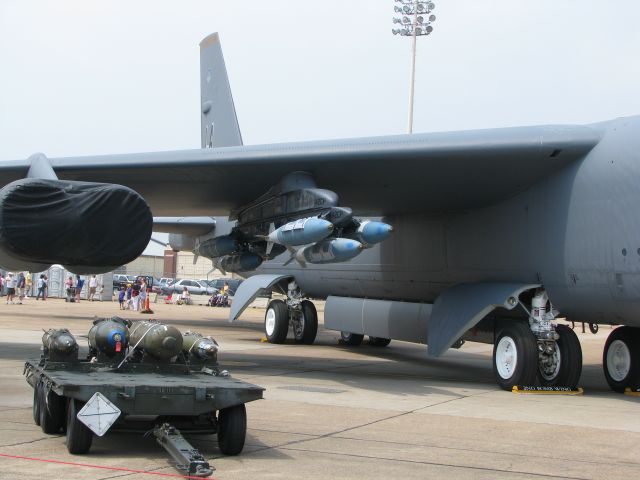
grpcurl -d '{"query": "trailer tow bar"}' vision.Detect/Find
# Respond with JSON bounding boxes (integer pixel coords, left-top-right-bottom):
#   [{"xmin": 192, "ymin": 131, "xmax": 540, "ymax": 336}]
[{"xmin": 153, "ymin": 423, "xmax": 214, "ymax": 478}]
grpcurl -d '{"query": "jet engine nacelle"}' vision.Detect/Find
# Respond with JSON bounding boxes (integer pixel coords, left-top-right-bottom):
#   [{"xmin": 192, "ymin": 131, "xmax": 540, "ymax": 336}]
[
  {"xmin": 168, "ymin": 233, "xmax": 196, "ymax": 252},
  {"xmin": 0, "ymin": 178, "xmax": 152, "ymax": 273}
]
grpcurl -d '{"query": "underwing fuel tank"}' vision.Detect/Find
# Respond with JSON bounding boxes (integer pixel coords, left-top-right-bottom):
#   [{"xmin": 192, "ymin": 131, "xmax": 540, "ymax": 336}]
[
  {"xmin": 197, "ymin": 234, "xmax": 239, "ymax": 258},
  {"xmin": 296, "ymin": 238, "xmax": 364, "ymax": 264},
  {"xmin": 265, "ymin": 217, "xmax": 334, "ymax": 246},
  {"xmin": 129, "ymin": 321, "xmax": 184, "ymax": 360}
]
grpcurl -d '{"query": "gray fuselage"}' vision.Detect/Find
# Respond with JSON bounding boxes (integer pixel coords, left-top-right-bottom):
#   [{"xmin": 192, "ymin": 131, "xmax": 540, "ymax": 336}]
[{"xmin": 254, "ymin": 116, "xmax": 640, "ymax": 327}]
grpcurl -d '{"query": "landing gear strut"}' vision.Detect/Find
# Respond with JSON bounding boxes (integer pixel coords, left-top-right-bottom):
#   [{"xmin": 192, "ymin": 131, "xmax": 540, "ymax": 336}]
[
  {"xmin": 264, "ymin": 281, "xmax": 318, "ymax": 345},
  {"xmin": 493, "ymin": 289, "xmax": 583, "ymax": 391}
]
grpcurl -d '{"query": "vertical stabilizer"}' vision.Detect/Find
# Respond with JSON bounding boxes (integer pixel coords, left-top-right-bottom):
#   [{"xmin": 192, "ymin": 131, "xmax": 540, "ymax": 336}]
[{"xmin": 200, "ymin": 33, "xmax": 243, "ymax": 148}]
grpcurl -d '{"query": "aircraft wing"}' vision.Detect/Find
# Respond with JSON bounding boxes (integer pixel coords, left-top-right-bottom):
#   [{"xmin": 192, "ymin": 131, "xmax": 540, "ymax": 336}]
[{"xmin": 0, "ymin": 123, "xmax": 602, "ymax": 216}]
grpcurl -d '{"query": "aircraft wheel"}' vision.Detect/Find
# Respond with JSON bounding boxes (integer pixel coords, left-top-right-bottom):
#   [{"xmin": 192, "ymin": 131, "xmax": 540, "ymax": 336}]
[
  {"xmin": 589, "ymin": 323, "xmax": 599, "ymax": 334},
  {"xmin": 538, "ymin": 324, "xmax": 582, "ymax": 388},
  {"xmin": 340, "ymin": 331, "xmax": 364, "ymax": 346},
  {"xmin": 493, "ymin": 322, "xmax": 538, "ymax": 391},
  {"xmin": 369, "ymin": 337, "xmax": 391, "ymax": 347},
  {"xmin": 66, "ymin": 398, "xmax": 93, "ymax": 454},
  {"xmin": 603, "ymin": 326, "xmax": 640, "ymax": 393},
  {"xmin": 264, "ymin": 300, "xmax": 289, "ymax": 344},
  {"xmin": 217, "ymin": 404, "xmax": 246, "ymax": 456},
  {"xmin": 32, "ymin": 380, "xmax": 41, "ymax": 426},
  {"xmin": 39, "ymin": 387, "xmax": 66, "ymax": 434},
  {"xmin": 293, "ymin": 300, "xmax": 318, "ymax": 345}
]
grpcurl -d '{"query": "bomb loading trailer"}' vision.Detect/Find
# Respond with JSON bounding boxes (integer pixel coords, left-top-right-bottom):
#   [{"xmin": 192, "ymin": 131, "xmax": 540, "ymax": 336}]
[{"xmin": 25, "ymin": 319, "xmax": 264, "ymax": 478}]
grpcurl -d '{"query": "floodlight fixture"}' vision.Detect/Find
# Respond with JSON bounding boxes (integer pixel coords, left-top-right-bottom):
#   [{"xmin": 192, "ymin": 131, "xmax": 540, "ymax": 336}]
[{"xmin": 391, "ymin": 1, "xmax": 437, "ymax": 134}]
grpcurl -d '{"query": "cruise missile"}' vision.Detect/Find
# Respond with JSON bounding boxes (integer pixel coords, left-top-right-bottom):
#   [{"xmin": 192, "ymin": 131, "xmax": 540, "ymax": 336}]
[
  {"xmin": 352, "ymin": 220, "xmax": 394, "ymax": 246},
  {"xmin": 197, "ymin": 234, "xmax": 238, "ymax": 258},
  {"xmin": 219, "ymin": 252, "xmax": 263, "ymax": 273},
  {"xmin": 264, "ymin": 217, "xmax": 334, "ymax": 253},
  {"xmin": 292, "ymin": 238, "xmax": 364, "ymax": 265}
]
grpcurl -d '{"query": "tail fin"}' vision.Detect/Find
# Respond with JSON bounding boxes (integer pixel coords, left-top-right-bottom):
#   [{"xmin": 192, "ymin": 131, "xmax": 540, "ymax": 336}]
[{"xmin": 199, "ymin": 33, "xmax": 243, "ymax": 148}]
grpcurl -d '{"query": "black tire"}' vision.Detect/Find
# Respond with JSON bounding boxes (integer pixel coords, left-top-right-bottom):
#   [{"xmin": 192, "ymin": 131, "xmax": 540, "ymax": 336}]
[
  {"xmin": 603, "ymin": 326, "xmax": 640, "ymax": 393},
  {"xmin": 369, "ymin": 337, "xmax": 391, "ymax": 347},
  {"xmin": 39, "ymin": 387, "xmax": 66, "ymax": 434},
  {"xmin": 538, "ymin": 324, "xmax": 582, "ymax": 388},
  {"xmin": 293, "ymin": 300, "xmax": 318, "ymax": 345},
  {"xmin": 589, "ymin": 323, "xmax": 599, "ymax": 334},
  {"xmin": 340, "ymin": 331, "xmax": 364, "ymax": 346},
  {"xmin": 217, "ymin": 404, "xmax": 247, "ymax": 456},
  {"xmin": 493, "ymin": 322, "xmax": 538, "ymax": 391},
  {"xmin": 32, "ymin": 381, "xmax": 41, "ymax": 426},
  {"xmin": 264, "ymin": 300, "xmax": 289, "ymax": 344},
  {"xmin": 66, "ymin": 398, "xmax": 93, "ymax": 454}
]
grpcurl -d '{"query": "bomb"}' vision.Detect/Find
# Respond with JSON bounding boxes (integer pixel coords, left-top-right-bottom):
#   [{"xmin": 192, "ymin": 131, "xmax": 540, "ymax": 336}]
[
  {"xmin": 88, "ymin": 317, "xmax": 129, "ymax": 357},
  {"xmin": 42, "ymin": 328, "xmax": 78, "ymax": 361},
  {"xmin": 182, "ymin": 332, "xmax": 219, "ymax": 361},
  {"xmin": 129, "ymin": 321, "xmax": 183, "ymax": 360}
]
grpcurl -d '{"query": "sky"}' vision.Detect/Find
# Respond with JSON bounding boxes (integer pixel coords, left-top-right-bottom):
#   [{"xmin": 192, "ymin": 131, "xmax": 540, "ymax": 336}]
[{"xmin": 1, "ymin": 0, "xmax": 640, "ymax": 160}]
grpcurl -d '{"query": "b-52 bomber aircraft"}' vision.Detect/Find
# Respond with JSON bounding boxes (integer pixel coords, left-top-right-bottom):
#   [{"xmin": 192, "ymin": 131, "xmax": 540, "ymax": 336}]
[{"xmin": 1, "ymin": 33, "xmax": 639, "ymax": 393}]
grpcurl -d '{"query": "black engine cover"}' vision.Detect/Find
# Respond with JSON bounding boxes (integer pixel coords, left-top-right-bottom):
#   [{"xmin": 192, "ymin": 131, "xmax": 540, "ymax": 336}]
[{"xmin": 0, "ymin": 178, "xmax": 152, "ymax": 273}]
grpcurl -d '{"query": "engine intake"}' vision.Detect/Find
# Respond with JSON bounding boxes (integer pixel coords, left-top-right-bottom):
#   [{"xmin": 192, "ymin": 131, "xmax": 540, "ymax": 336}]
[{"xmin": 0, "ymin": 178, "xmax": 152, "ymax": 273}]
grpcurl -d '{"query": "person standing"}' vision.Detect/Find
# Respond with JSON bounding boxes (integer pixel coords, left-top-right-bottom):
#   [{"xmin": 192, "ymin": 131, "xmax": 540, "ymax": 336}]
[
  {"xmin": 5, "ymin": 273, "xmax": 16, "ymax": 304},
  {"xmin": 65, "ymin": 276, "xmax": 74, "ymax": 302},
  {"xmin": 88, "ymin": 275, "xmax": 98, "ymax": 301},
  {"xmin": 16, "ymin": 272, "xmax": 25, "ymax": 304},
  {"xmin": 139, "ymin": 278, "xmax": 148, "ymax": 311},
  {"xmin": 36, "ymin": 275, "xmax": 46, "ymax": 300},
  {"xmin": 75, "ymin": 275, "xmax": 84, "ymax": 302}
]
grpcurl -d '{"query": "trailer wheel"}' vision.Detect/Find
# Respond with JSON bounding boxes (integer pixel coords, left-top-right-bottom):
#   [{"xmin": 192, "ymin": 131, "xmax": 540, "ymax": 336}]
[
  {"xmin": 39, "ymin": 387, "xmax": 65, "ymax": 434},
  {"xmin": 66, "ymin": 398, "xmax": 93, "ymax": 454},
  {"xmin": 32, "ymin": 381, "xmax": 41, "ymax": 426},
  {"xmin": 217, "ymin": 404, "xmax": 247, "ymax": 456},
  {"xmin": 293, "ymin": 300, "xmax": 318, "ymax": 345},
  {"xmin": 265, "ymin": 300, "xmax": 289, "ymax": 344}
]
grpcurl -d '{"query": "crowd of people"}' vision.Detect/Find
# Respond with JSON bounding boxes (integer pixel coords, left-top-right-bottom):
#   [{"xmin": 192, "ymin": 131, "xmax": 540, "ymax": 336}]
[
  {"xmin": 117, "ymin": 277, "xmax": 150, "ymax": 311},
  {"xmin": 0, "ymin": 272, "xmax": 105, "ymax": 305},
  {"xmin": 1, "ymin": 271, "xmax": 232, "ymax": 310}
]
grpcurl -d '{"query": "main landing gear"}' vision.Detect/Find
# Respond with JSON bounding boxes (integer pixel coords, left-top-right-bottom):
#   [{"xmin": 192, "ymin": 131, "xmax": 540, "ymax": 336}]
[
  {"xmin": 602, "ymin": 326, "xmax": 640, "ymax": 392},
  {"xmin": 493, "ymin": 289, "xmax": 583, "ymax": 391},
  {"xmin": 264, "ymin": 281, "xmax": 318, "ymax": 345}
]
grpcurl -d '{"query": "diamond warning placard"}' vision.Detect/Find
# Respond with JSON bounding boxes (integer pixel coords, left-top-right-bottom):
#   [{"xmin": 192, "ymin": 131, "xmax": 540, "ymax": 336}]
[{"xmin": 77, "ymin": 392, "xmax": 121, "ymax": 436}]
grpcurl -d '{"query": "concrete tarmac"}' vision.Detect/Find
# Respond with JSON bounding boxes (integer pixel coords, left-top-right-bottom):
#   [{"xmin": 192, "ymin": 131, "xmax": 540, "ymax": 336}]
[{"xmin": 0, "ymin": 297, "xmax": 638, "ymax": 479}]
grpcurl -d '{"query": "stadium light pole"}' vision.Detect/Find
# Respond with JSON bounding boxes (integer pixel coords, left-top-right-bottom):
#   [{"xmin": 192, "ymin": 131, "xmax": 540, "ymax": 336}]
[{"xmin": 392, "ymin": 1, "xmax": 436, "ymax": 134}]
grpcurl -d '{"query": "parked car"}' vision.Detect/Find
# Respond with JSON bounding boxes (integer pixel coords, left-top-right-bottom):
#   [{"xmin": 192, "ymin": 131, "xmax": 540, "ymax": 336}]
[
  {"xmin": 159, "ymin": 277, "xmax": 175, "ymax": 287},
  {"xmin": 162, "ymin": 279, "xmax": 212, "ymax": 296},
  {"xmin": 112, "ymin": 274, "xmax": 133, "ymax": 293},
  {"xmin": 200, "ymin": 278, "xmax": 243, "ymax": 296}
]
